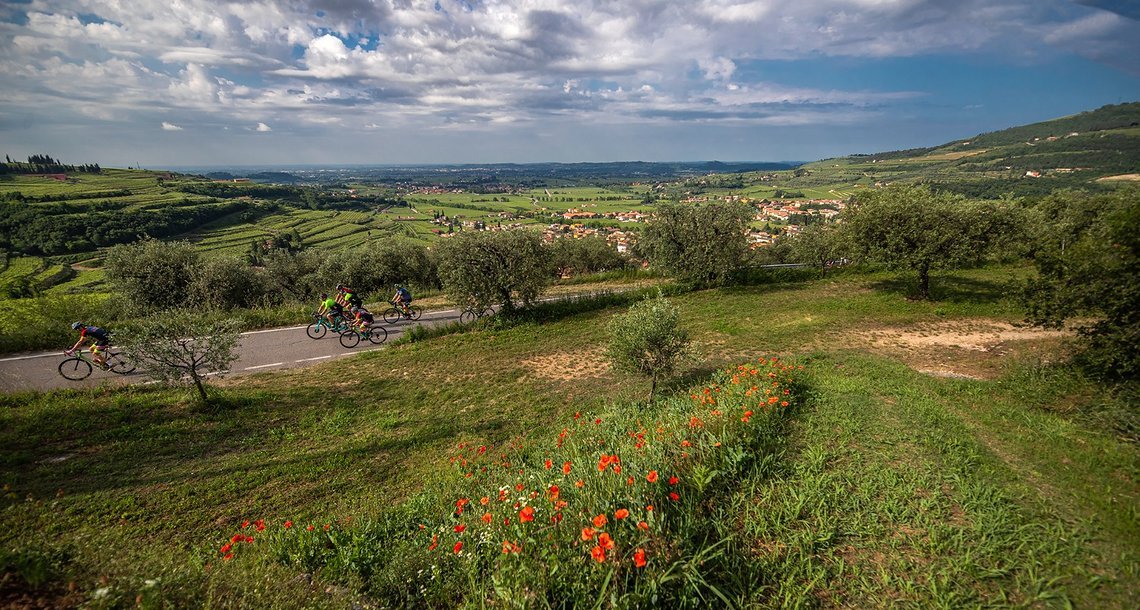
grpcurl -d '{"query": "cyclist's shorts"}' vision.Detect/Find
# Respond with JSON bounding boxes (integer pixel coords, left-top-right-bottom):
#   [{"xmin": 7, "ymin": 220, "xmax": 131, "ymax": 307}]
[
  {"xmin": 329, "ymin": 303, "xmax": 344, "ymax": 313},
  {"xmin": 92, "ymin": 342, "xmax": 109, "ymax": 351}
]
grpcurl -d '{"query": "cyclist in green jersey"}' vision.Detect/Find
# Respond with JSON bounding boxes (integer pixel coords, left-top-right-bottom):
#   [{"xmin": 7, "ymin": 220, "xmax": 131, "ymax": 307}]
[{"xmin": 317, "ymin": 292, "xmax": 343, "ymax": 327}]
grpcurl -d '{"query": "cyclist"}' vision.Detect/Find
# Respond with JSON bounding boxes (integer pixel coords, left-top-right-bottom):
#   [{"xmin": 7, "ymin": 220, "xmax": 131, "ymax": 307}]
[
  {"xmin": 317, "ymin": 292, "xmax": 344, "ymax": 327},
  {"xmin": 67, "ymin": 322, "xmax": 111, "ymax": 369},
  {"xmin": 335, "ymin": 283, "xmax": 363, "ymax": 309},
  {"xmin": 350, "ymin": 306, "xmax": 374, "ymax": 332},
  {"xmin": 391, "ymin": 284, "xmax": 413, "ymax": 318}
]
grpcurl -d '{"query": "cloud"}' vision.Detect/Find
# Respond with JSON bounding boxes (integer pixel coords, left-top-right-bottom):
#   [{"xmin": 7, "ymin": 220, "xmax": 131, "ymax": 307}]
[
  {"xmin": 255, "ymin": 122, "xmax": 272, "ymax": 132},
  {"xmin": 161, "ymin": 122, "xmax": 183, "ymax": 131}
]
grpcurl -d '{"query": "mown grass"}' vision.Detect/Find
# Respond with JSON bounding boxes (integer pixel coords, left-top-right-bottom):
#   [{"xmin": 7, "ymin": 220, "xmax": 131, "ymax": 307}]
[{"xmin": 1, "ymin": 266, "xmax": 1136, "ymax": 607}]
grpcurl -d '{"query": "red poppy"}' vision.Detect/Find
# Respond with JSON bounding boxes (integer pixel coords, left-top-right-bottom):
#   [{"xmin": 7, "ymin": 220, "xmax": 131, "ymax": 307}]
[
  {"xmin": 598, "ymin": 532, "xmax": 614, "ymax": 551},
  {"xmin": 223, "ymin": 552, "xmax": 234, "ymax": 561},
  {"xmin": 614, "ymin": 508, "xmax": 630, "ymax": 520},
  {"xmin": 515, "ymin": 483, "xmax": 525, "ymax": 491},
  {"xmin": 669, "ymin": 492, "xmax": 680, "ymax": 502},
  {"xmin": 519, "ymin": 506, "xmax": 535, "ymax": 522},
  {"xmin": 593, "ymin": 514, "xmax": 607, "ymax": 528},
  {"xmin": 633, "ymin": 548, "xmax": 647, "ymax": 568},
  {"xmin": 220, "ymin": 543, "xmax": 232, "ymax": 554},
  {"xmin": 428, "ymin": 534, "xmax": 438, "ymax": 551},
  {"xmin": 647, "ymin": 470, "xmax": 659, "ymax": 483},
  {"xmin": 480, "ymin": 496, "xmax": 490, "ymax": 505},
  {"xmin": 453, "ymin": 541, "xmax": 463, "ymax": 554},
  {"xmin": 575, "ymin": 480, "xmax": 585, "ymax": 488},
  {"xmin": 544, "ymin": 459, "xmax": 553, "ymax": 469},
  {"xmin": 591, "ymin": 545, "xmax": 606, "ymax": 562},
  {"xmin": 548, "ymin": 485, "xmax": 560, "ymax": 499},
  {"xmin": 241, "ymin": 520, "xmax": 250, "ymax": 529},
  {"xmin": 306, "ymin": 525, "xmax": 315, "ymax": 531},
  {"xmin": 502, "ymin": 540, "xmax": 521, "ymax": 554},
  {"xmin": 454, "ymin": 524, "xmax": 466, "ymax": 533},
  {"xmin": 254, "ymin": 519, "xmax": 265, "ymax": 532},
  {"xmin": 637, "ymin": 521, "xmax": 649, "ymax": 531},
  {"xmin": 283, "ymin": 520, "xmax": 293, "ymax": 529},
  {"xmin": 581, "ymin": 527, "xmax": 596, "ymax": 541},
  {"xmin": 562, "ymin": 461, "xmax": 572, "ymax": 474},
  {"xmin": 669, "ymin": 475, "xmax": 679, "ymax": 485},
  {"xmin": 482, "ymin": 512, "xmax": 493, "ymax": 524},
  {"xmin": 245, "ymin": 536, "xmax": 253, "ymax": 543}
]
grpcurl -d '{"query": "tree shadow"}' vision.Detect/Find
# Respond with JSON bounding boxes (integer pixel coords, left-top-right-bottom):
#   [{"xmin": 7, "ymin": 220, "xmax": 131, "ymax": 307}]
[{"xmin": 868, "ymin": 272, "xmax": 1014, "ymax": 304}]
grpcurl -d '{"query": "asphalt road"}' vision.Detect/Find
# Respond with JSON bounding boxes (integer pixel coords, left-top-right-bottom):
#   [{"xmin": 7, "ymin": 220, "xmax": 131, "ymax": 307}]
[{"xmin": 0, "ymin": 307, "xmax": 468, "ymax": 393}]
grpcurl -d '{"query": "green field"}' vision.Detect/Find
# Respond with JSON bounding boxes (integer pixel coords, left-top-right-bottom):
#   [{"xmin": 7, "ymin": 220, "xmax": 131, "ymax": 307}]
[{"xmin": 1, "ymin": 266, "xmax": 1136, "ymax": 607}]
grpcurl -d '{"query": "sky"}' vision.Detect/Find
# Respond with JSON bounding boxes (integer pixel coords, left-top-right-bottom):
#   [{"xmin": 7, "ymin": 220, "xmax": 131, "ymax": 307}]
[{"xmin": 1, "ymin": 0, "xmax": 1139, "ymax": 168}]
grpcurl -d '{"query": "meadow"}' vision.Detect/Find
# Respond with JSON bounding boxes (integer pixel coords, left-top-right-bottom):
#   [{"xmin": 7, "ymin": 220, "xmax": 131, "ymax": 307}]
[{"xmin": 2, "ymin": 266, "xmax": 1135, "ymax": 608}]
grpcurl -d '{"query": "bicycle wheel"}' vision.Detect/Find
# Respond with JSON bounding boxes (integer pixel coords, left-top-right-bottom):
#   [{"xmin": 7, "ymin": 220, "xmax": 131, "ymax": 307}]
[
  {"xmin": 366, "ymin": 326, "xmax": 388, "ymax": 344},
  {"xmin": 382, "ymin": 307, "xmax": 403, "ymax": 325},
  {"xmin": 58, "ymin": 357, "xmax": 92, "ymax": 381},
  {"xmin": 306, "ymin": 321, "xmax": 327, "ymax": 339},
  {"xmin": 339, "ymin": 330, "xmax": 361, "ymax": 348},
  {"xmin": 109, "ymin": 353, "xmax": 136, "ymax": 374},
  {"xmin": 460, "ymin": 309, "xmax": 475, "ymax": 323},
  {"xmin": 410, "ymin": 305, "xmax": 423, "ymax": 321}
]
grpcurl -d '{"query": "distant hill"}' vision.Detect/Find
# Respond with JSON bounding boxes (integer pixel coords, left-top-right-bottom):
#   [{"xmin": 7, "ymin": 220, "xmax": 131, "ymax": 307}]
[{"xmin": 797, "ymin": 102, "xmax": 1140, "ymax": 198}]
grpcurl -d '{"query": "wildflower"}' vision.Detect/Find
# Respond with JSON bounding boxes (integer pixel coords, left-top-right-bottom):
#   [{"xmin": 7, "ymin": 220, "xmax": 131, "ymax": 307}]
[
  {"xmin": 515, "ymin": 483, "xmax": 525, "ymax": 491},
  {"xmin": 646, "ymin": 505, "xmax": 654, "ymax": 512},
  {"xmin": 477, "ymin": 445, "xmax": 487, "ymax": 454},
  {"xmin": 482, "ymin": 513, "xmax": 493, "ymax": 524},
  {"xmin": 544, "ymin": 459, "xmax": 553, "ymax": 470},
  {"xmin": 306, "ymin": 525, "xmax": 315, "ymax": 532},
  {"xmin": 219, "ymin": 543, "xmax": 232, "ymax": 554},
  {"xmin": 669, "ymin": 475, "xmax": 679, "ymax": 485},
  {"xmin": 548, "ymin": 485, "xmax": 560, "ymax": 499},
  {"xmin": 519, "ymin": 506, "xmax": 536, "ymax": 523},
  {"xmin": 669, "ymin": 492, "xmax": 680, "ymax": 502},
  {"xmin": 593, "ymin": 514, "xmax": 608, "ymax": 528},
  {"xmin": 581, "ymin": 527, "xmax": 596, "ymax": 541},
  {"xmin": 613, "ymin": 464, "xmax": 622, "ymax": 474},
  {"xmin": 637, "ymin": 521, "xmax": 649, "ymax": 531},
  {"xmin": 781, "ymin": 401, "xmax": 789, "ymax": 407},
  {"xmin": 595, "ymin": 418, "xmax": 602, "ymax": 425},
  {"xmin": 241, "ymin": 520, "xmax": 250, "ymax": 529},
  {"xmin": 591, "ymin": 545, "xmax": 606, "ymax": 563},
  {"xmin": 689, "ymin": 416, "xmax": 703, "ymax": 428},
  {"xmin": 614, "ymin": 508, "xmax": 629, "ymax": 520},
  {"xmin": 647, "ymin": 470, "xmax": 659, "ymax": 483},
  {"xmin": 245, "ymin": 536, "xmax": 253, "ymax": 543},
  {"xmin": 562, "ymin": 461, "xmax": 572, "ymax": 475},
  {"xmin": 283, "ymin": 520, "xmax": 293, "ymax": 529},
  {"xmin": 428, "ymin": 534, "xmax": 439, "ymax": 551},
  {"xmin": 454, "ymin": 524, "xmax": 466, "ymax": 534},
  {"xmin": 502, "ymin": 540, "xmax": 521, "ymax": 554},
  {"xmin": 575, "ymin": 480, "xmax": 584, "ymax": 488},
  {"xmin": 598, "ymin": 532, "xmax": 614, "ymax": 551},
  {"xmin": 681, "ymin": 440, "xmax": 691, "ymax": 448},
  {"xmin": 742, "ymin": 410, "xmax": 753, "ymax": 423},
  {"xmin": 223, "ymin": 553, "xmax": 234, "ymax": 561},
  {"xmin": 626, "ymin": 476, "xmax": 634, "ymax": 485},
  {"xmin": 230, "ymin": 534, "xmax": 243, "ymax": 543},
  {"xmin": 254, "ymin": 519, "xmax": 265, "ymax": 532},
  {"xmin": 453, "ymin": 541, "xmax": 463, "ymax": 554},
  {"xmin": 480, "ymin": 496, "xmax": 490, "ymax": 505},
  {"xmin": 633, "ymin": 548, "xmax": 647, "ymax": 568}
]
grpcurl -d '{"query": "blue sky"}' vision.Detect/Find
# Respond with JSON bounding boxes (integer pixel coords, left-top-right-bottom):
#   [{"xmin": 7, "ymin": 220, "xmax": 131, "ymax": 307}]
[{"xmin": 1, "ymin": 0, "xmax": 1138, "ymax": 167}]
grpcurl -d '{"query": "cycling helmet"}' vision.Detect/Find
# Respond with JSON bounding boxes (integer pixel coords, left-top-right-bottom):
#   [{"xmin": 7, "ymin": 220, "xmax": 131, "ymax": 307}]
[
  {"xmin": 319, "ymin": 292, "xmax": 328, "ymax": 299},
  {"xmin": 336, "ymin": 283, "xmax": 345, "ymax": 291},
  {"xmin": 350, "ymin": 306, "xmax": 360, "ymax": 314},
  {"xmin": 71, "ymin": 321, "xmax": 84, "ymax": 330}
]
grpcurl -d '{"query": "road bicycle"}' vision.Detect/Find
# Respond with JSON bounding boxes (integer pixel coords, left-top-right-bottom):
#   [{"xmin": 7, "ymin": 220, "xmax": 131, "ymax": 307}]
[
  {"xmin": 306, "ymin": 311, "xmax": 350, "ymax": 339},
  {"xmin": 459, "ymin": 305, "xmax": 495, "ymax": 323},
  {"xmin": 382, "ymin": 300, "xmax": 423, "ymax": 325},
  {"xmin": 58, "ymin": 347, "xmax": 135, "ymax": 381},
  {"xmin": 338, "ymin": 323, "xmax": 389, "ymax": 348}
]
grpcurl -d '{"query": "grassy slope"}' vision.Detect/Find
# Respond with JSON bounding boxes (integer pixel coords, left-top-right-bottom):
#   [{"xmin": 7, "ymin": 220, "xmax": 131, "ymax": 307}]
[{"xmin": 1, "ymin": 267, "xmax": 1137, "ymax": 607}]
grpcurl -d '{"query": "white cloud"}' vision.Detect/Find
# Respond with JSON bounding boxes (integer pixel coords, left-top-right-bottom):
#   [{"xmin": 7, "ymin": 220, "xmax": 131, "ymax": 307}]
[
  {"xmin": 161, "ymin": 122, "xmax": 183, "ymax": 131},
  {"xmin": 255, "ymin": 122, "xmax": 272, "ymax": 132}
]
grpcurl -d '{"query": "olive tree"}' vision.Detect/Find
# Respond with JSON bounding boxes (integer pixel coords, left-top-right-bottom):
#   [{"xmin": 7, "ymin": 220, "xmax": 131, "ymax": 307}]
[
  {"xmin": 606, "ymin": 293, "xmax": 695, "ymax": 402},
  {"xmin": 638, "ymin": 201, "xmax": 753, "ymax": 286},
  {"xmin": 786, "ymin": 223, "xmax": 844, "ymax": 275},
  {"xmin": 436, "ymin": 230, "xmax": 551, "ymax": 312},
  {"xmin": 104, "ymin": 239, "xmax": 199, "ymax": 309},
  {"xmin": 120, "ymin": 312, "xmax": 241, "ymax": 404},
  {"xmin": 842, "ymin": 185, "xmax": 1022, "ymax": 299}
]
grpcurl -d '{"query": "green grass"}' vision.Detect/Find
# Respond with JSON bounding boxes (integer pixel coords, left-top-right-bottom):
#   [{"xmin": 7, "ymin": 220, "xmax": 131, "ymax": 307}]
[{"xmin": 1, "ymin": 267, "xmax": 1136, "ymax": 607}]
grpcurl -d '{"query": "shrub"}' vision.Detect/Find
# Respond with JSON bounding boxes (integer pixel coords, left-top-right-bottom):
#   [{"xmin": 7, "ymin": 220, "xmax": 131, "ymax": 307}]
[
  {"xmin": 607, "ymin": 292, "xmax": 696, "ymax": 401},
  {"xmin": 104, "ymin": 239, "xmax": 199, "ymax": 310},
  {"xmin": 120, "ymin": 311, "xmax": 241, "ymax": 403}
]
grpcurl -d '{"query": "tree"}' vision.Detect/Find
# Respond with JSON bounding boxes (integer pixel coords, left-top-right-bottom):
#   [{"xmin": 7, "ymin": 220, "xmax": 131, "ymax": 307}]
[
  {"xmin": 549, "ymin": 236, "xmax": 630, "ymax": 277},
  {"xmin": 436, "ymin": 230, "xmax": 551, "ymax": 312},
  {"xmin": 606, "ymin": 293, "xmax": 695, "ymax": 402},
  {"xmin": 120, "ymin": 312, "xmax": 241, "ymax": 403},
  {"xmin": 1021, "ymin": 188, "xmax": 1140, "ymax": 382},
  {"xmin": 842, "ymin": 185, "xmax": 1022, "ymax": 299},
  {"xmin": 638, "ymin": 201, "xmax": 753, "ymax": 286},
  {"xmin": 786, "ymin": 223, "xmax": 843, "ymax": 275},
  {"xmin": 104, "ymin": 239, "xmax": 199, "ymax": 310},
  {"xmin": 190, "ymin": 256, "xmax": 268, "ymax": 309}
]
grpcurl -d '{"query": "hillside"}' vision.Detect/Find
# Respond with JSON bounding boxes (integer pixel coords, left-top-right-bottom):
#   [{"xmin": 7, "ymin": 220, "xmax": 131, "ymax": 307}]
[{"xmin": 1, "ymin": 266, "xmax": 1136, "ymax": 607}]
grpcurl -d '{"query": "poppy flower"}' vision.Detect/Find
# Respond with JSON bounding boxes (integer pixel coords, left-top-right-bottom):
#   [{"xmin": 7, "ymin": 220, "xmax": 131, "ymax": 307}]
[
  {"xmin": 614, "ymin": 508, "xmax": 630, "ymax": 520},
  {"xmin": 254, "ymin": 520, "xmax": 265, "ymax": 532},
  {"xmin": 563, "ymin": 461, "xmax": 572, "ymax": 474},
  {"xmin": 223, "ymin": 553, "xmax": 234, "ymax": 561},
  {"xmin": 593, "ymin": 514, "xmax": 607, "ymax": 528},
  {"xmin": 637, "ymin": 521, "xmax": 649, "ymax": 531},
  {"xmin": 669, "ymin": 475, "xmax": 679, "ymax": 485},
  {"xmin": 482, "ymin": 513, "xmax": 493, "ymax": 524},
  {"xmin": 220, "ymin": 543, "xmax": 232, "ymax": 554},
  {"xmin": 669, "ymin": 492, "xmax": 680, "ymax": 502},
  {"xmin": 591, "ymin": 545, "xmax": 606, "ymax": 563},
  {"xmin": 647, "ymin": 470, "xmax": 659, "ymax": 483},
  {"xmin": 454, "ymin": 524, "xmax": 466, "ymax": 533},
  {"xmin": 581, "ymin": 527, "xmax": 596, "ymax": 541},
  {"xmin": 241, "ymin": 520, "xmax": 250, "ymax": 529},
  {"xmin": 502, "ymin": 540, "xmax": 521, "ymax": 554},
  {"xmin": 544, "ymin": 459, "xmax": 553, "ymax": 470},
  {"xmin": 576, "ymin": 480, "xmax": 584, "ymax": 488},
  {"xmin": 283, "ymin": 520, "xmax": 293, "ymax": 529},
  {"xmin": 598, "ymin": 532, "xmax": 614, "ymax": 551},
  {"xmin": 453, "ymin": 541, "xmax": 463, "ymax": 554},
  {"xmin": 633, "ymin": 548, "xmax": 647, "ymax": 568},
  {"xmin": 480, "ymin": 496, "xmax": 490, "ymax": 505},
  {"xmin": 428, "ymin": 535, "xmax": 438, "ymax": 551},
  {"xmin": 519, "ymin": 506, "xmax": 535, "ymax": 522}
]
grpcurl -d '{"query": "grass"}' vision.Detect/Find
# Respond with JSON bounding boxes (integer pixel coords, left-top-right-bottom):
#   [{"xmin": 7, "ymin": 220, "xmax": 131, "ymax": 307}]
[{"xmin": 1, "ymin": 266, "xmax": 1136, "ymax": 607}]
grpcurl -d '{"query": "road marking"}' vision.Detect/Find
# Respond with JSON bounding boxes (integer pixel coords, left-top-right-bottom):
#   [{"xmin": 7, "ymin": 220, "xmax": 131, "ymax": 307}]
[
  {"xmin": 0, "ymin": 352, "xmax": 61, "ymax": 362},
  {"xmin": 296, "ymin": 355, "xmax": 333, "ymax": 362},
  {"xmin": 244, "ymin": 362, "xmax": 284, "ymax": 370},
  {"xmin": 241, "ymin": 325, "xmax": 309, "ymax": 336}
]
